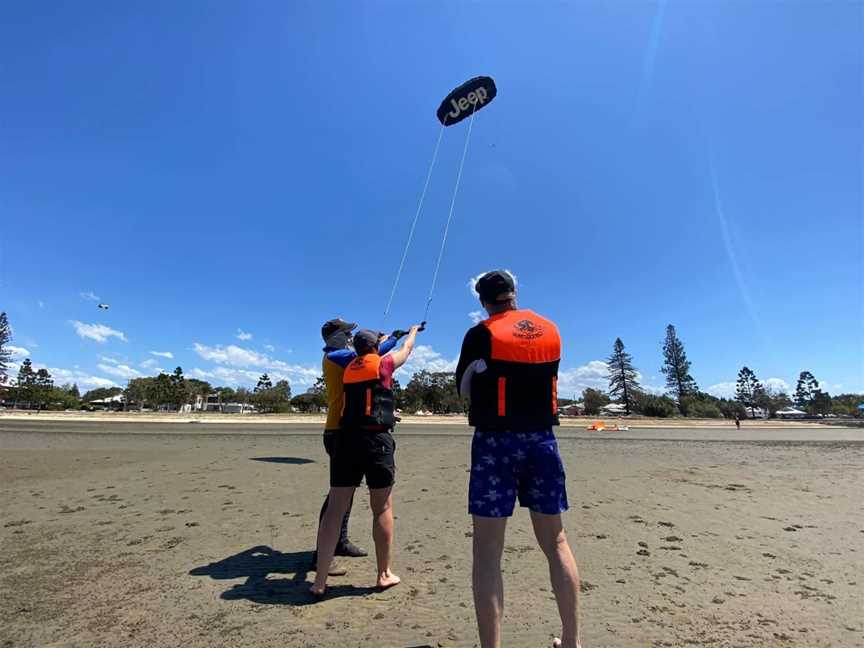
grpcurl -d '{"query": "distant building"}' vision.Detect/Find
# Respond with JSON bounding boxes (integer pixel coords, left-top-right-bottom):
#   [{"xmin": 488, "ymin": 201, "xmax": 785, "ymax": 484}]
[
  {"xmin": 559, "ymin": 403, "xmax": 585, "ymax": 416},
  {"xmin": 600, "ymin": 403, "xmax": 628, "ymax": 416},
  {"xmin": 222, "ymin": 402, "xmax": 256, "ymax": 414},
  {"xmin": 776, "ymin": 406, "xmax": 806, "ymax": 419},
  {"xmin": 89, "ymin": 394, "xmax": 125, "ymax": 409},
  {"xmin": 745, "ymin": 407, "xmax": 768, "ymax": 419}
]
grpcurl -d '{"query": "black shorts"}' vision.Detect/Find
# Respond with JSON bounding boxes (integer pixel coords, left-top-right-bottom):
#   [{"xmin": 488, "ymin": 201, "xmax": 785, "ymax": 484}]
[{"xmin": 330, "ymin": 430, "xmax": 396, "ymax": 489}]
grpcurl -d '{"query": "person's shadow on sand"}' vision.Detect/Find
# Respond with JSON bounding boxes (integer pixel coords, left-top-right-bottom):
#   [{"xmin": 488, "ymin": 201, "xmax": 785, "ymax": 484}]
[
  {"xmin": 249, "ymin": 456, "xmax": 315, "ymax": 465},
  {"xmin": 189, "ymin": 545, "xmax": 375, "ymax": 606}
]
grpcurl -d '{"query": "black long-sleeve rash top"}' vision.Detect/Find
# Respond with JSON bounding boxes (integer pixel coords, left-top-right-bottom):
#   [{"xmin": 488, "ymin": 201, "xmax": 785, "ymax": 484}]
[{"xmin": 454, "ymin": 323, "xmax": 492, "ymax": 399}]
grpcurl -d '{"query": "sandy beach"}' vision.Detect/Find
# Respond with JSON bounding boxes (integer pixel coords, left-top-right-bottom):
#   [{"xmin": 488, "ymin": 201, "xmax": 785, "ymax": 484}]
[{"xmin": 1, "ymin": 418, "xmax": 862, "ymax": 647}]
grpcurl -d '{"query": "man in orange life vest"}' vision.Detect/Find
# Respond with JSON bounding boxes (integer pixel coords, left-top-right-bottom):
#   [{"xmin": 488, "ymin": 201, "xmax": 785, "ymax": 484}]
[
  {"xmin": 310, "ymin": 324, "xmax": 421, "ymax": 596},
  {"xmin": 455, "ymin": 270, "xmax": 583, "ymax": 648}
]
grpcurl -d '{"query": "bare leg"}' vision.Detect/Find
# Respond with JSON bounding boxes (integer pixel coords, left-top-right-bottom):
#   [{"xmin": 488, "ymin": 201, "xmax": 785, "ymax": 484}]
[
  {"xmin": 472, "ymin": 515, "xmax": 508, "ymax": 648},
  {"xmin": 530, "ymin": 512, "xmax": 581, "ymax": 648},
  {"xmin": 369, "ymin": 486, "xmax": 399, "ymax": 588},
  {"xmin": 311, "ymin": 487, "xmax": 355, "ymax": 595}
]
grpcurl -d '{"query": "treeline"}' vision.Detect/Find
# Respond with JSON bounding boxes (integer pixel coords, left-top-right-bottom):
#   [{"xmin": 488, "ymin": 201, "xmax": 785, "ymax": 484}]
[
  {"xmin": 0, "ymin": 312, "xmax": 860, "ymax": 419},
  {"xmin": 596, "ymin": 325, "xmax": 857, "ymax": 419},
  {"xmin": 122, "ymin": 369, "xmax": 294, "ymax": 412},
  {"xmin": 393, "ymin": 370, "xmax": 465, "ymax": 414}
]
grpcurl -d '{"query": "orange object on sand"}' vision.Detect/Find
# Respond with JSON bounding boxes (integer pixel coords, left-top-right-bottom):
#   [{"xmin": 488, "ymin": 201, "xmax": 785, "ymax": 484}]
[{"xmin": 587, "ymin": 420, "xmax": 606, "ymax": 431}]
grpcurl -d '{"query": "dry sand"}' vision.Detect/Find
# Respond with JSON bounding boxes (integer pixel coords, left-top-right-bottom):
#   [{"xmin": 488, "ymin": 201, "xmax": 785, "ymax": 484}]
[{"xmin": 1, "ymin": 419, "xmax": 862, "ymax": 647}]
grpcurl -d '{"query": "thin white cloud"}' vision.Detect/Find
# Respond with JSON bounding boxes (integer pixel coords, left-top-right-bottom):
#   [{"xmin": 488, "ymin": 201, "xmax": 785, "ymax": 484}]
[
  {"xmin": 70, "ymin": 321, "xmax": 127, "ymax": 343},
  {"xmin": 635, "ymin": 0, "xmax": 668, "ymax": 112},
  {"xmin": 79, "ymin": 291, "xmax": 100, "ymax": 302},
  {"xmin": 149, "ymin": 351, "xmax": 174, "ymax": 359},
  {"xmin": 0, "ymin": 362, "xmax": 117, "ymax": 390},
  {"xmin": 97, "ymin": 363, "xmax": 142, "ymax": 379},
  {"xmin": 264, "ymin": 344, "xmax": 275, "ymax": 352},
  {"xmin": 709, "ymin": 377, "xmax": 794, "ymax": 399},
  {"xmin": 236, "ymin": 329, "xmax": 253, "ymax": 341},
  {"xmin": 468, "ymin": 311, "xmax": 484, "ymax": 325},
  {"xmin": 395, "ymin": 345, "xmax": 458, "ymax": 378},
  {"xmin": 100, "ymin": 356, "xmax": 120, "ymax": 365},
  {"xmin": 707, "ymin": 382, "xmax": 736, "ymax": 399},
  {"xmin": 556, "ymin": 360, "xmax": 610, "ymax": 399},
  {"xmin": 192, "ymin": 342, "xmax": 318, "ymax": 387},
  {"xmin": 140, "ymin": 358, "xmax": 158, "ymax": 369},
  {"xmin": 190, "ymin": 365, "xmax": 317, "ymax": 388},
  {"xmin": 29, "ymin": 363, "xmax": 118, "ymax": 389},
  {"xmin": 7, "ymin": 345, "xmax": 30, "ymax": 359},
  {"xmin": 38, "ymin": 300, "xmax": 45, "ymax": 309},
  {"xmin": 764, "ymin": 378, "xmax": 791, "ymax": 394},
  {"xmin": 194, "ymin": 343, "xmax": 270, "ymax": 367}
]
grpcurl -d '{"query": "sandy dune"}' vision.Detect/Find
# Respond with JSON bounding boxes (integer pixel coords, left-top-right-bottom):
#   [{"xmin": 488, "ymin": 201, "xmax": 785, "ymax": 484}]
[{"xmin": 1, "ymin": 420, "xmax": 862, "ymax": 647}]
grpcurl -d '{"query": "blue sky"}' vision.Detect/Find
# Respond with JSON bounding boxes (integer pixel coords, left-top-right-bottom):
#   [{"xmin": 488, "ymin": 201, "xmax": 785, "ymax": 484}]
[{"xmin": 2, "ymin": 2, "xmax": 861, "ymax": 397}]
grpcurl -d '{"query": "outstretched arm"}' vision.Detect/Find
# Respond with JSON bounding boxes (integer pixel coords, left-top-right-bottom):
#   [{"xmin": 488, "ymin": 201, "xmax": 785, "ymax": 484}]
[{"xmin": 387, "ymin": 325, "xmax": 421, "ymax": 370}]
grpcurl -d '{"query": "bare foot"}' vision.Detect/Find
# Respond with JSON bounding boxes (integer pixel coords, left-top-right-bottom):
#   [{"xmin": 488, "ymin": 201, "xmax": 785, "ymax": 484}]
[
  {"xmin": 551, "ymin": 638, "xmax": 581, "ymax": 648},
  {"xmin": 309, "ymin": 583, "xmax": 327, "ymax": 598},
  {"xmin": 376, "ymin": 569, "xmax": 401, "ymax": 590}
]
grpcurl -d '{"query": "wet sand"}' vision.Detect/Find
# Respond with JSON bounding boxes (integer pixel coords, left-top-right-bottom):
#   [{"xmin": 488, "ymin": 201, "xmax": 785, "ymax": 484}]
[{"xmin": 1, "ymin": 420, "xmax": 862, "ymax": 647}]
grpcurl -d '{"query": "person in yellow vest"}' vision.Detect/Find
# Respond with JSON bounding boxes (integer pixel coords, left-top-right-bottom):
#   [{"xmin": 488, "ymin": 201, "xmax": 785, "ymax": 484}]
[
  {"xmin": 455, "ymin": 270, "xmax": 583, "ymax": 648},
  {"xmin": 313, "ymin": 319, "xmax": 403, "ymax": 569},
  {"xmin": 310, "ymin": 324, "xmax": 420, "ymax": 596}
]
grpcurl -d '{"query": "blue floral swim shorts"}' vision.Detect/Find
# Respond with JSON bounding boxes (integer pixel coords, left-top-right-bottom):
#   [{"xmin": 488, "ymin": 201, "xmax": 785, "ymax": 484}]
[{"xmin": 468, "ymin": 428, "xmax": 569, "ymax": 517}]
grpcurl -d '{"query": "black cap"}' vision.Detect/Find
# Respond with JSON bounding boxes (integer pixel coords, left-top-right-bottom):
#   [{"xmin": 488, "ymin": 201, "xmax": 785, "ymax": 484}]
[
  {"xmin": 321, "ymin": 318, "xmax": 357, "ymax": 342},
  {"xmin": 475, "ymin": 270, "xmax": 516, "ymax": 303},
  {"xmin": 353, "ymin": 329, "xmax": 381, "ymax": 353}
]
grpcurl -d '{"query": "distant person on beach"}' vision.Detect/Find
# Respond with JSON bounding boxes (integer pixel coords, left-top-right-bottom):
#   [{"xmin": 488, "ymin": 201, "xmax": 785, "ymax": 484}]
[
  {"xmin": 455, "ymin": 270, "xmax": 583, "ymax": 648},
  {"xmin": 735, "ymin": 415, "xmax": 741, "ymax": 430},
  {"xmin": 311, "ymin": 325, "xmax": 421, "ymax": 596},
  {"xmin": 313, "ymin": 319, "xmax": 401, "ymax": 570}
]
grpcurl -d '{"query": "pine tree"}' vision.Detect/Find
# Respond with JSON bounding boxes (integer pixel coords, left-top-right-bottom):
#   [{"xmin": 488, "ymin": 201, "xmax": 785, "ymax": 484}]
[
  {"xmin": 736, "ymin": 366, "xmax": 765, "ymax": 418},
  {"xmin": 33, "ymin": 368, "xmax": 54, "ymax": 410},
  {"xmin": 794, "ymin": 371, "xmax": 819, "ymax": 409},
  {"xmin": 0, "ymin": 312, "xmax": 12, "ymax": 377},
  {"xmin": 15, "ymin": 358, "xmax": 35, "ymax": 408},
  {"xmin": 607, "ymin": 337, "xmax": 640, "ymax": 415},
  {"xmin": 170, "ymin": 367, "xmax": 187, "ymax": 408},
  {"xmin": 255, "ymin": 373, "xmax": 273, "ymax": 392},
  {"xmin": 661, "ymin": 324, "xmax": 698, "ymax": 406}
]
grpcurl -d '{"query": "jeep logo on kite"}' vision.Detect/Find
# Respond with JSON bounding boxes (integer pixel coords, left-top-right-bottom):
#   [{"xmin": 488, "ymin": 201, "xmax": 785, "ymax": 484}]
[
  {"xmin": 513, "ymin": 319, "xmax": 544, "ymax": 340},
  {"xmin": 446, "ymin": 87, "xmax": 489, "ymax": 121},
  {"xmin": 437, "ymin": 75, "xmax": 497, "ymax": 126}
]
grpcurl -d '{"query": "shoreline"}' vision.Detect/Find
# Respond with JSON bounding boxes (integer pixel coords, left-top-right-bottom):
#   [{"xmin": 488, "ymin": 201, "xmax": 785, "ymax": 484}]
[{"xmin": 0, "ymin": 409, "xmax": 849, "ymax": 429}]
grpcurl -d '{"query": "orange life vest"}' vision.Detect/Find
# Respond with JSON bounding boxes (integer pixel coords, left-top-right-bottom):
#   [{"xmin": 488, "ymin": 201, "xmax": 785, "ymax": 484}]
[
  {"xmin": 340, "ymin": 353, "xmax": 396, "ymax": 430},
  {"xmin": 469, "ymin": 309, "xmax": 561, "ymax": 430}
]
